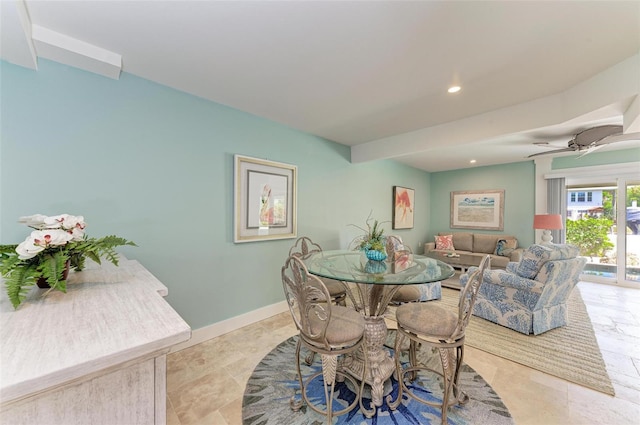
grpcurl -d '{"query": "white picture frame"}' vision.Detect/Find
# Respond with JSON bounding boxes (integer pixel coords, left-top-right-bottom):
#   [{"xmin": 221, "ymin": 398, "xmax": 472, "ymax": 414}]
[
  {"xmin": 234, "ymin": 155, "xmax": 297, "ymax": 243},
  {"xmin": 450, "ymin": 189, "xmax": 505, "ymax": 230}
]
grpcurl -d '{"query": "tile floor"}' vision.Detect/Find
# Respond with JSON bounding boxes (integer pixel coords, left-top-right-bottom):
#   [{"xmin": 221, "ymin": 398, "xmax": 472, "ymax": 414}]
[{"xmin": 166, "ymin": 281, "xmax": 640, "ymax": 424}]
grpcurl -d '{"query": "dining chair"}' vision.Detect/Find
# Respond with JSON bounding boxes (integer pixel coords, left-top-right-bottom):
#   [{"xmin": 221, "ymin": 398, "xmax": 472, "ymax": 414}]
[
  {"xmin": 385, "ymin": 235, "xmax": 421, "ymax": 303},
  {"xmin": 387, "ymin": 255, "xmax": 491, "ymax": 424},
  {"xmin": 289, "ymin": 237, "xmax": 347, "ymax": 306},
  {"xmin": 386, "ymin": 235, "xmax": 442, "ymax": 303},
  {"xmin": 281, "ymin": 255, "xmax": 374, "ymax": 424},
  {"xmin": 289, "ymin": 237, "xmax": 351, "ymax": 366}
]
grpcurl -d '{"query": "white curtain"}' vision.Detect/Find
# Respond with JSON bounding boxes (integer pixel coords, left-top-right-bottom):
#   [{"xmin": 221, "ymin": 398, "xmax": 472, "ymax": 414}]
[{"xmin": 547, "ymin": 177, "xmax": 566, "ymax": 243}]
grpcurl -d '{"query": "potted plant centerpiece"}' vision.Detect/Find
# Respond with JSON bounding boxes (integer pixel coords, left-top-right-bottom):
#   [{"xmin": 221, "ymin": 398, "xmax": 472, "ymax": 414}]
[
  {"xmin": 0, "ymin": 214, "xmax": 136, "ymax": 309},
  {"xmin": 351, "ymin": 213, "xmax": 389, "ymax": 262}
]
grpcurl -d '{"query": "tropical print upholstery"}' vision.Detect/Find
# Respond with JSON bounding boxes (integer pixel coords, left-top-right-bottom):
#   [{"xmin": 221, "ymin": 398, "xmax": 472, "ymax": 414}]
[
  {"xmin": 460, "ymin": 244, "xmax": 586, "ymax": 335},
  {"xmin": 416, "ymin": 281, "xmax": 442, "ymax": 301}
]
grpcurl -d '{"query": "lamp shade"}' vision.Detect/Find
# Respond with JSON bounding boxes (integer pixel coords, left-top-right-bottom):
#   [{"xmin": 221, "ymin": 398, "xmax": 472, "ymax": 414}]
[{"xmin": 533, "ymin": 214, "xmax": 563, "ymax": 230}]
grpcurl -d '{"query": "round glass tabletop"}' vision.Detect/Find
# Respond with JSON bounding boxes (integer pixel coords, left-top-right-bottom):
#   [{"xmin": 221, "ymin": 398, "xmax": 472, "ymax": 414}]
[{"xmin": 304, "ymin": 249, "xmax": 455, "ymax": 285}]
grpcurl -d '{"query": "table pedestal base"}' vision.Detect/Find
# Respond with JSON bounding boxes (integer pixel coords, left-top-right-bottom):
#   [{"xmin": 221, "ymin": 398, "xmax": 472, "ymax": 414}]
[{"xmin": 343, "ymin": 315, "xmax": 395, "ymax": 407}]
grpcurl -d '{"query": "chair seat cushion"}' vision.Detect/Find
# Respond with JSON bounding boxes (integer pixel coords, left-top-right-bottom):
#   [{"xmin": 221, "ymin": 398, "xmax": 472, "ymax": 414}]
[
  {"xmin": 396, "ymin": 302, "xmax": 458, "ymax": 338},
  {"xmin": 309, "ymin": 305, "xmax": 364, "ymax": 348},
  {"xmin": 392, "ymin": 285, "xmax": 422, "ymax": 303},
  {"xmin": 321, "ymin": 278, "xmax": 346, "ymax": 296}
]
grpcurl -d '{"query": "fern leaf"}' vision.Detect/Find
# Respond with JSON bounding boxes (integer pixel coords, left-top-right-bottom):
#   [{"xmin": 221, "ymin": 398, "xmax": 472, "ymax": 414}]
[
  {"xmin": 4, "ymin": 265, "xmax": 37, "ymax": 309},
  {"xmin": 0, "ymin": 244, "xmax": 18, "ymax": 255},
  {"xmin": 37, "ymin": 252, "xmax": 68, "ymax": 291},
  {"xmin": 84, "ymin": 250, "xmax": 102, "ymax": 265}
]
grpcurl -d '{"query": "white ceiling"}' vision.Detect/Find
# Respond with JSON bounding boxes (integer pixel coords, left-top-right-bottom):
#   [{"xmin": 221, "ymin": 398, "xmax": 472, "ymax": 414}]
[{"xmin": 2, "ymin": 0, "xmax": 640, "ymax": 172}]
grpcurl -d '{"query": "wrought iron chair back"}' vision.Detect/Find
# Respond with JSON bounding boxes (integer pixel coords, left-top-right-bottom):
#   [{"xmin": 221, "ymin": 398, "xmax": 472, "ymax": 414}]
[
  {"xmin": 282, "ymin": 255, "xmax": 333, "ymax": 349},
  {"xmin": 281, "ymin": 255, "xmax": 374, "ymax": 423},
  {"xmin": 453, "ymin": 254, "xmax": 491, "ymax": 341},
  {"xmin": 288, "ymin": 236, "xmax": 322, "ymax": 259}
]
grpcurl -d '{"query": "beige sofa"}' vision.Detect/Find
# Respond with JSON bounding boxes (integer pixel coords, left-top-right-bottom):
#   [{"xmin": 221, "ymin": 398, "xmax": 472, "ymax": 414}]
[{"xmin": 424, "ymin": 231, "xmax": 523, "ymax": 270}]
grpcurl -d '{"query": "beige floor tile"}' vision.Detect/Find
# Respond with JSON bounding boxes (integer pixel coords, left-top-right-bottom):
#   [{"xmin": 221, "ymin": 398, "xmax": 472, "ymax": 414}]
[
  {"xmin": 191, "ymin": 411, "xmax": 229, "ymax": 425},
  {"xmin": 219, "ymin": 398, "xmax": 243, "ymax": 425},
  {"xmin": 166, "ymin": 397, "xmax": 181, "ymax": 425},
  {"xmin": 568, "ymin": 383, "xmax": 640, "ymax": 425},
  {"xmin": 168, "ymin": 369, "xmax": 242, "ymax": 424},
  {"xmin": 224, "ymin": 354, "xmax": 265, "ymax": 388}
]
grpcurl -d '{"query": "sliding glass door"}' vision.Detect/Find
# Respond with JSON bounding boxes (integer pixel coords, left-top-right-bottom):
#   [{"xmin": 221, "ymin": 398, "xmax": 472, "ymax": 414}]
[
  {"xmin": 624, "ymin": 181, "xmax": 640, "ymax": 283},
  {"xmin": 567, "ymin": 179, "xmax": 640, "ymax": 286}
]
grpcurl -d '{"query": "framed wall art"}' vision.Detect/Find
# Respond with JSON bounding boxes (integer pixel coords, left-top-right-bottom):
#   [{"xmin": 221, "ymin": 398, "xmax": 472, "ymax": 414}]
[
  {"xmin": 450, "ymin": 189, "xmax": 504, "ymax": 230},
  {"xmin": 392, "ymin": 186, "xmax": 415, "ymax": 229},
  {"xmin": 234, "ymin": 155, "xmax": 297, "ymax": 243}
]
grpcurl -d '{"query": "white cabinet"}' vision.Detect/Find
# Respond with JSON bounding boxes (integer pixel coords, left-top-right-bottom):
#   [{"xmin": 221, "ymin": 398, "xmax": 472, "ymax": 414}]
[{"xmin": 0, "ymin": 260, "xmax": 191, "ymax": 425}]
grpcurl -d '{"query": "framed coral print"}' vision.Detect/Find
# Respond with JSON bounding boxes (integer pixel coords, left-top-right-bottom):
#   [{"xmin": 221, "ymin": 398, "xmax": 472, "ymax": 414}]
[
  {"xmin": 450, "ymin": 189, "xmax": 504, "ymax": 230},
  {"xmin": 234, "ymin": 155, "xmax": 297, "ymax": 243},
  {"xmin": 393, "ymin": 186, "xmax": 414, "ymax": 229}
]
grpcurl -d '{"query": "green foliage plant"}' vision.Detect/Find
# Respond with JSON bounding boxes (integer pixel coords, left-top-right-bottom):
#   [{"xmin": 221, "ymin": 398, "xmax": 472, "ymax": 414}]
[
  {"xmin": 350, "ymin": 211, "xmax": 389, "ymax": 253},
  {"xmin": 0, "ymin": 214, "xmax": 136, "ymax": 309},
  {"xmin": 566, "ymin": 216, "xmax": 614, "ymax": 260}
]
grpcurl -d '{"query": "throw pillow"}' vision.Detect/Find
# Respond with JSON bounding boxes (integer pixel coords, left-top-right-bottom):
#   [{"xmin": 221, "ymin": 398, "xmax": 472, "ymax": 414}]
[
  {"xmin": 435, "ymin": 234, "xmax": 455, "ymax": 250},
  {"xmin": 494, "ymin": 239, "xmax": 517, "ymax": 256}
]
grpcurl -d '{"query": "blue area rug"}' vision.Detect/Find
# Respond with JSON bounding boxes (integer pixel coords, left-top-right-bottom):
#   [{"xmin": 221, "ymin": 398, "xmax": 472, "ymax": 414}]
[{"xmin": 242, "ymin": 332, "xmax": 514, "ymax": 424}]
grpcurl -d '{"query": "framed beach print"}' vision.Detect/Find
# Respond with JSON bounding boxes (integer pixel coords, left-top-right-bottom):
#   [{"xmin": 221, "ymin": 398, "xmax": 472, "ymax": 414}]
[
  {"xmin": 450, "ymin": 189, "xmax": 504, "ymax": 230},
  {"xmin": 234, "ymin": 155, "xmax": 297, "ymax": 243},
  {"xmin": 393, "ymin": 186, "xmax": 415, "ymax": 229}
]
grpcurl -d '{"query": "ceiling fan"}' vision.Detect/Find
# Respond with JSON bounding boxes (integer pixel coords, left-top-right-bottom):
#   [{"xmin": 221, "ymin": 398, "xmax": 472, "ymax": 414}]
[{"xmin": 527, "ymin": 125, "xmax": 639, "ymax": 158}]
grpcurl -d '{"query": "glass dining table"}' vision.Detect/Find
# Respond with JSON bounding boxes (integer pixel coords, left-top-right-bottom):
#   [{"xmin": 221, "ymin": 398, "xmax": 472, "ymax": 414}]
[{"xmin": 304, "ymin": 249, "xmax": 454, "ymax": 407}]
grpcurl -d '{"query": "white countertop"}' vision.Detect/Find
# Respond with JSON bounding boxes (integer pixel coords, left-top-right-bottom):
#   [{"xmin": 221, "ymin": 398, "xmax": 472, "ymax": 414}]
[{"xmin": 0, "ymin": 258, "xmax": 191, "ymax": 405}]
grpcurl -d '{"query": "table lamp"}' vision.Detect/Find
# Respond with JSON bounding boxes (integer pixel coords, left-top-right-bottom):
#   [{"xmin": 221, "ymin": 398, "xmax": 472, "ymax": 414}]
[{"xmin": 533, "ymin": 214, "xmax": 563, "ymax": 244}]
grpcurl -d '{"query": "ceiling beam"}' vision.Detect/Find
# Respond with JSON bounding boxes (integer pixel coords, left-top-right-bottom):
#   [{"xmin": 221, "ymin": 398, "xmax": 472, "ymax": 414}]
[
  {"xmin": 624, "ymin": 95, "xmax": 640, "ymax": 134},
  {"xmin": 31, "ymin": 25, "xmax": 121, "ymax": 80},
  {"xmin": 0, "ymin": 0, "xmax": 37, "ymax": 70}
]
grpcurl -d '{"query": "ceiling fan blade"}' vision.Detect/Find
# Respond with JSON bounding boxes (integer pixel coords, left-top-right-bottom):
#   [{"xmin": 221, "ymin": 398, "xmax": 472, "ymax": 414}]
[
  {"xmin": 597, "ymin": 131, "xmax": 640, "ymax": 145},
  {"xmin": 527, "ymin": 147, "xmax": 575, "ymax": 158},
  {"xmin": 572, "ymin": 125, "xmax": 622, "ymax": 147}
]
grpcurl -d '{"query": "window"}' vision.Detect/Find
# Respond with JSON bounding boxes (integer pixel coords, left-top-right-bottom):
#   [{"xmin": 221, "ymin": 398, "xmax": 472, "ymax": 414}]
[
  {"xmin": 587, "ymin": 191, "xmax": 593, "ymax": 202},
  {"xmin": 571, "ymin": 193, "xmax": 576, "ymax": 202},
  {"xmin": 577, "ymin": 192, "xmax": 585, "ymax": 202}
]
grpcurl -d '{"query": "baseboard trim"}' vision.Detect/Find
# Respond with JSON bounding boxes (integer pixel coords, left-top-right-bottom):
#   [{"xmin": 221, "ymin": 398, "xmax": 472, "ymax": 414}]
[{"xmin": 169, "ymin": 300, "xmax": 289, "ymax": 353}]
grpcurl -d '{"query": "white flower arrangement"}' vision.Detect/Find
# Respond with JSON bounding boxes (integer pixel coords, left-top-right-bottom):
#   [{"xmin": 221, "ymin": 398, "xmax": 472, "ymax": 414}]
[
  {"xmin": 0, "ymin": 214, "xmax": 136, "ymax": 309},
  {"xmin": 15, "ymin": 214, "xmax": 86, "ymax": 259}
]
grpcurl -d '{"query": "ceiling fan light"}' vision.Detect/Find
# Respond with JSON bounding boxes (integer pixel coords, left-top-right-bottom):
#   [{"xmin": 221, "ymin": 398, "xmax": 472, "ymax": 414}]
[{"xmin": 448, "ymin": 86, "xmax": 461, "ymax": 94}]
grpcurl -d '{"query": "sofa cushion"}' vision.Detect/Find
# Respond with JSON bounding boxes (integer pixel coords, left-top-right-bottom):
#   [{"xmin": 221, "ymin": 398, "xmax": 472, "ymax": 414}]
[
  {"xmin": 440, "ymin": 232, "xmax": 472, "ymax": 251},
  {"xmin": 473, "ymin": 234, "xmax": 501, "ymax": 254},
  {"xmin": 435, "ymin": 234, "xmax": 454, "ymax": 250},
  {"xmin": 516, "ymin": 244, "xmax": 580, "ymax": 279}
]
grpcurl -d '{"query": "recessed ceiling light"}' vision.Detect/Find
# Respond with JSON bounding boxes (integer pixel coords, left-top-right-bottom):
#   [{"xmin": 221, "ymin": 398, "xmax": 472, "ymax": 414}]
[
  {"xmin": 448, "ymin": 86, "xmax": 461, "ymax": 94},
  {"xmin": 469, "ymin": 159, "xmax": 477, "ymax": 164}
]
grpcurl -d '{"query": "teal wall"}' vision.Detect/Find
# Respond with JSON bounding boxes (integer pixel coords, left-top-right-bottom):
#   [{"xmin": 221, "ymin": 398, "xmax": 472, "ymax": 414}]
[
  {"xmin": 0, "ymin": 59, "xmax": 431, "ymax": 329},
  {"xmin": 429, "ymin": 162, "xmax": 536, "ymax": 248},
  {"xmin": 3, "ymin": 59, "xmax": 632, "ymax": 330}
]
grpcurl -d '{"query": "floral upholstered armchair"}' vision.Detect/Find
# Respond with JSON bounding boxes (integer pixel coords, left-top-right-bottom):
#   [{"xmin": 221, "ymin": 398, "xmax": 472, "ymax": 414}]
[{"xmin": 460, "ymin": 244, "xmax": 586, "ymax": 335}]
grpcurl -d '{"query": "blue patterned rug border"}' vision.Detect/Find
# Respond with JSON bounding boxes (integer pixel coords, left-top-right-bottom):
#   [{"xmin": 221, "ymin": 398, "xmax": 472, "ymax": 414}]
[{"xmin": 242, "ymin": 333, "xmax": 514, "ymax": 425}]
